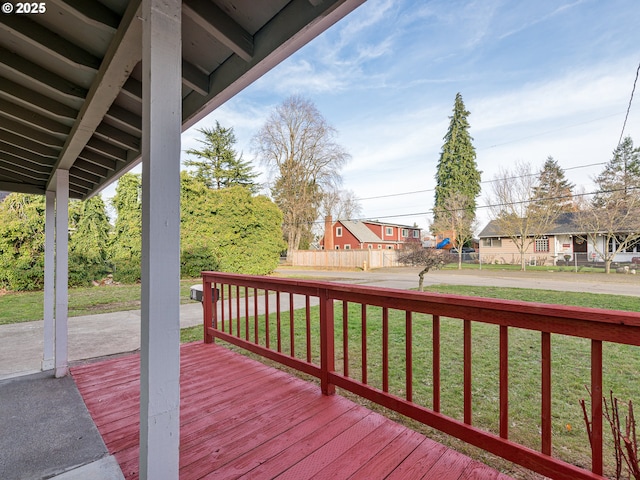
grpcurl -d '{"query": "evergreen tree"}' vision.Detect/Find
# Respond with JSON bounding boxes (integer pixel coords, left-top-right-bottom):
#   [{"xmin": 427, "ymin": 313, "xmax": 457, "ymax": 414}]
[
  {"xmin": 593, "ymin": 136, "xmax": 640, "ymax": 206},
  {"xmin": 69, "ymin": 196, "xmax": 111, "ymax": 285},
  {"xmin": 110, "ymin": 173, "xmax": 142, "ymax": 282},
  {"xmin": 433, "ymin": 93, "xmax": 481, "ymax": 233},
  {"xmin": 530, "ymin": 156, "xmax": 575, "ymax": 213},
  {"xmin": 0, "ymin": 193, "xmax": 45, "ymax": 290},
  {"xmin": 180, "ymin": 172, "xmax": 285, "ymax": 276},
  {"xmin": 185, "ymin": 122, "xmax": 259, "ymax": 192}
]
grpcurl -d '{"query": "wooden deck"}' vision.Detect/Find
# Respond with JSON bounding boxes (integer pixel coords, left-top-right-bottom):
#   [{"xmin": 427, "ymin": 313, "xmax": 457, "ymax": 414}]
[{"xmin": 71, "ymin": 342, "xmax": 513, "ymax": 480}]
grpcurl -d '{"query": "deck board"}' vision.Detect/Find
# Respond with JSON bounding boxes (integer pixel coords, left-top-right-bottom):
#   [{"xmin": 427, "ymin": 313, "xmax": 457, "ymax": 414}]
[{"xmin": 71, "ymin": 341, "xmax": 512, "ymax": 480}]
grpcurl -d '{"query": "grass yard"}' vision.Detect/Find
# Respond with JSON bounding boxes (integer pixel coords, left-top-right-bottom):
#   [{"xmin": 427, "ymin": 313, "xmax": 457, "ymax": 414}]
[
  {"xmin": 0, "ymin": 279, "xmax": 202, "ymax": 324},
  {"xmin": 181, "ymin": 286, "xmax": 640, "ymax": 479}
]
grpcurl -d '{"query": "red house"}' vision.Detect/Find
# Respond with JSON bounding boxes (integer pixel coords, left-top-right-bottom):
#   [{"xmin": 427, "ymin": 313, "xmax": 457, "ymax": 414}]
[{"xmin": 321, "ymin": 216, "xmax": 421, "ymax": 250}]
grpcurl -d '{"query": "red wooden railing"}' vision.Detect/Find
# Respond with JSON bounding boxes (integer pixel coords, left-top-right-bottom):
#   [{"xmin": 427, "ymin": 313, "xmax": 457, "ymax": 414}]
[{"xmin": 201, "ymin": 271, "xmax": 640, "ymax": 480}]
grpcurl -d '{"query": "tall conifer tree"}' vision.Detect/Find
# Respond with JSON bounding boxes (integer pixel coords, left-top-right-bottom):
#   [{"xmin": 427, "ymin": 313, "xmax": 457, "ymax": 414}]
[
  {"xmin": 530, "ymin": 156, "xmax": 575, "ymax": 213},
  {"xmin": 433, "ymin": 93, "xmax": 481, "ymax": 229}
]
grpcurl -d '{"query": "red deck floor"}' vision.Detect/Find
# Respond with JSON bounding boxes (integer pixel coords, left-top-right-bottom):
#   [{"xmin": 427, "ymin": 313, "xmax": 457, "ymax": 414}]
[{"xmin": 71, "ymin": 342, "xmax": 513, "ymax": 479}]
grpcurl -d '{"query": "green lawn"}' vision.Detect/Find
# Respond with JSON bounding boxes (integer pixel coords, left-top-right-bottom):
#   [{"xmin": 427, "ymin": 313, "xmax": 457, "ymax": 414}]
[
  {"xmin": 0, "ymin": 279, "xmax": 202, "ymax": 324},
  {"xmin": 181, "ymin": 285, "xmax": 640, "ymax": 478}
]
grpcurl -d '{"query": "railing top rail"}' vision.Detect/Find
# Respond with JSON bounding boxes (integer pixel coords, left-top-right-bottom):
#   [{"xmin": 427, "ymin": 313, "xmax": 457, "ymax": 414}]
[{"xmin": 202, "ymin": 271, "xmax": 640, "ymax": 345}]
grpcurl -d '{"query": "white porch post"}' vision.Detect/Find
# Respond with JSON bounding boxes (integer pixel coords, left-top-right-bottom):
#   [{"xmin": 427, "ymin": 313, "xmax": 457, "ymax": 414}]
[
  {"xmin": 42, "ymin": 190, "xmax": 55, "ymax": 371},
  {"xmin": 139, "ymin": 0, "xmax": 182, "ymax": 478},
  {"xmin": 54, "ymin": 171, "xmax": 69, "ymax": 378}
]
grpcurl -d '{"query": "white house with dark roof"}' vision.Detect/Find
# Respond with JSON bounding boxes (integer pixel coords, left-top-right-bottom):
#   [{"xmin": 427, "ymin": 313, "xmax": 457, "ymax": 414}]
[{"xmin": 478, "ymin": 212, "xmax": 640, "ymax": 265}]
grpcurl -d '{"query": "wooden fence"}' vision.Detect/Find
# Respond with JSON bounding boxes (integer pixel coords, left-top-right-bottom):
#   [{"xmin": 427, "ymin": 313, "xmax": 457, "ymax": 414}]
[{"xmin": 289, "ymin": 249, "xmax": 400, "ymax": 269}]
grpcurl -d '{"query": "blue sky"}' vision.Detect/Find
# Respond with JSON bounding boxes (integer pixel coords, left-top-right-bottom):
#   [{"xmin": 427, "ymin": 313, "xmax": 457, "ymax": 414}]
[{"xmin": 180, "ymin": 0, "xmax": 640, "ymax": 231}]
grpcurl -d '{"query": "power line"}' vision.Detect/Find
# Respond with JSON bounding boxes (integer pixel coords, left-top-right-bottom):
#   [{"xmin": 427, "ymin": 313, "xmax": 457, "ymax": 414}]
[
  {"xmin": 357, "ymin": 161, "xmax": 606, "ymax": 202},
  {"xmin": 618, "ymin": 59, "xmax": 640, "ymax": 146},
  {"xmin": 294, "ymin": 185, "xmax": 640, "ymax": 228}
]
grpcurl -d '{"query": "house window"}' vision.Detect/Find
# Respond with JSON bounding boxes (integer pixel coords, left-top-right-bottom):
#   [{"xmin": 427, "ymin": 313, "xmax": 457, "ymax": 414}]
[
  {"xmin": 336, "ymin": 226, "xmax": 342, "ymax": 237},
  {"xmin": 335, "ymin": 246, "xmax": 340, "ymax": 250},
  {"xmin": 387, "ymin": 245, "xmax": 393, "ymax": 250},
  {"xmin": 367, "ymin": 244, "xmax": 373, "ymax": 249},
  {"xmin": 401, "ymin": 228, "xmax": 409, "ymax": 237},
  {"xmin": 385, "ymin": 227, "xmax": 393, "ymax": 236},
  {"xmin": 377, "ymin": 245, "xmax": 382, "ymax": 249},
  {"xmin": 413, "ymin": 230, "xmax": 420, "ymax": 238},
  {"xmin": 482, "ymin": 238, "xmax": 502, "ymax": 247},
  {"xmin": 535, "ymin": 236, "xmax": 549, "ymax": 252},
  {"xmin": 344, "ymin": 244, "xmax": 351, "ymax": 250}
]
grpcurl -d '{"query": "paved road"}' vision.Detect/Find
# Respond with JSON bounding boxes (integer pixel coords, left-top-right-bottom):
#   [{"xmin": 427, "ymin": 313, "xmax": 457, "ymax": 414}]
[{"xmin": 277, "ymin": 266, "xmax": 640, "ymax": 297}]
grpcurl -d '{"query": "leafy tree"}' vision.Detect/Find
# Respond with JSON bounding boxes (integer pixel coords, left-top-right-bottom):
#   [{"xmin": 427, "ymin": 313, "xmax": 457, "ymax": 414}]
[
  {"xmin": 68, "ymin": 196, "xmax": 111, "ymax": 285},
  {"xmin": 0, "ymin": 193, "xmax": 45, "ymax": 290},
  {"xmin": 180, "ymin": 172, "xmax": 285, "ymax": 275},
  {"xmin": 530, "ymin": 156, "xmax": 575, "ymax": 213},
  {"xmin": 433, "ymin": 93, "xmax": 481, "ymax": 226},
  {"xmin": 185, "ymin": 122, "xmax": 259, "ymax": 192},
  {"xmin": 253, "ymin": 95, "xmax": 350, "ymax": 254},
  {"xmin": 110, "ymin": 173, "xmax": 142, "ymax": 283}
]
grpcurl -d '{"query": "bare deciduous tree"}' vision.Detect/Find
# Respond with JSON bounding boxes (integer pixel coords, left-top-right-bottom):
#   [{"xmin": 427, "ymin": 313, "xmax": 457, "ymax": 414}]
[
  {"xmin": 486, "ymin": 161, "xmax": 560, "ymax": 271},
  {"xmin": 575, "ymin": 191, "xmax": 640, "ymax": 274},
  {"xmin": 252, "ymin": 95, "xmax": 350, "ymax": 253},
  {"xmin": 397, "ymin": 243, "xmax": 445, "ymax": 291},
  {"xmin": 431, "ymin": 192, "xmax": 477, "ymax": 270}
]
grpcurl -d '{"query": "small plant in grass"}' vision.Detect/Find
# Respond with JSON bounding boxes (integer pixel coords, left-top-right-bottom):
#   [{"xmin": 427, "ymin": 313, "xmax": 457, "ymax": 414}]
[{"xmin": 581, "ymin": 388, "xmax": 640, "ymax": 479}]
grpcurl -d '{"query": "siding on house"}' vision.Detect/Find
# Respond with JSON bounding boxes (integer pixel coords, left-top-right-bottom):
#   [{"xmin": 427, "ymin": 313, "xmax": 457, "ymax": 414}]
[
  {"xmin": 479, "ymin": 212, "xmax": 640, "ymax": 264},
  {"xmin": 321, "ymin": 219, "xmax": 420, "ymax": 251}
]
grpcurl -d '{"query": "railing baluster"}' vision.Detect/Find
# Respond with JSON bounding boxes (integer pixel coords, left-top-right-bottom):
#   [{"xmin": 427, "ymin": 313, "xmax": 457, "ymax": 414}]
[
  {"xmin": 541, "ymin": 331, "xmax": 552, "ymax": 456},
  {"xmin": 203, "ymin": 279, "xmax": 213, "ymax": 343},
  {"xmin": 254, "ymin": 288, "xmax": 258, "ymax": 344},
  {"xmin": 289, "ymin": 293, "xmax": 295, "ymax": 357},
  {"xmin": 236, "ymin": 285, "xmax": 240, "ymax": 337},
  {"xmin": 464, "ymin": 319, "xmax": 472, "ymax": 425},
  {"xmin": 343, "ymin": 301, "xmax": 349, "ymax": 377},
  {"xmin": 228, "ymin": 285, "xmax": 233, "ymax": 334},
  {"xmin": 220, "ymin": 283, "xmax": 225, "ymax": 332},
  {"xmin": 362, "ymin": 304, "xmax": 367, "ymax": 385},
  {"xmin": 382, "ymin": 307, "xmax": 389, "ymax": 393},
  {"xmin": 433, "ymin": 314, "xmax": 440, "ymax": 413},
  {"xmin": 406, "ymin": 311, "xmax": 413, "ymax": 402},
  {"xmin": 591, "ymin": 339, "xmax": 603, "ymax": 475},
  {"xmin": 265, "ymin": 289, "xmax": 270, "ymax": 349},
  {"xmin": 500, "ymin": 325, "xmax": 509, "ymax": 439},
  {"xmin": 305, "ymin": 296, "xmax": 311, "ymax": 363},
  {"xmin": 276, "ymin": 291, "xmax": 282, "ymax": 352},
  {"xmin": 244, "ymin": 287, "xmax": 249, "ymax": 341}
]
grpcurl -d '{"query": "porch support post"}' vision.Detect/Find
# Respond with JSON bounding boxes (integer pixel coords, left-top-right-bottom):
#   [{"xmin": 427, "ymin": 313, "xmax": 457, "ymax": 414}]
[
  {"xmin": 42, "ymin": 190, "xmax": 55, "ymax": 371},
  {"xmin": 54, "ymin": 171, "xmax": 69, "ymax": 378},
  {"xmin": 139, "ymin": 0, "xmax": 181, "ymax": 478}
]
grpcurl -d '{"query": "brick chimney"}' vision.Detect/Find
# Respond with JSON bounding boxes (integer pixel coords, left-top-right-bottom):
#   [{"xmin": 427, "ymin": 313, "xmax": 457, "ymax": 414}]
[{"xmin": 324, "ymin": 215, "xmax": 334, "ymax": 250}]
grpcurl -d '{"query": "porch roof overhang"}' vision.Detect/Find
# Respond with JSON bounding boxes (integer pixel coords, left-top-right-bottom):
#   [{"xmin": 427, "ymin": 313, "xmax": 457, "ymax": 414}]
[{"xmin": 0, "ymin": 0, "xmax": 365, "ymax": 200}]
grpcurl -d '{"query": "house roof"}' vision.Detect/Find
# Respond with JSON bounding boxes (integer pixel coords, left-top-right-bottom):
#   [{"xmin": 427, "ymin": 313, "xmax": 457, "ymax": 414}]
[
  {"xmin": 340, "ymin": 220, "xmax": 384, "ymax": 243},
  {"xmin": 0, "ymin": 0, "xmax": 365, "ymax": 200},
  {"xmin": 478, "ymin": 212, "xmax": 615, "ymax": 238}
]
